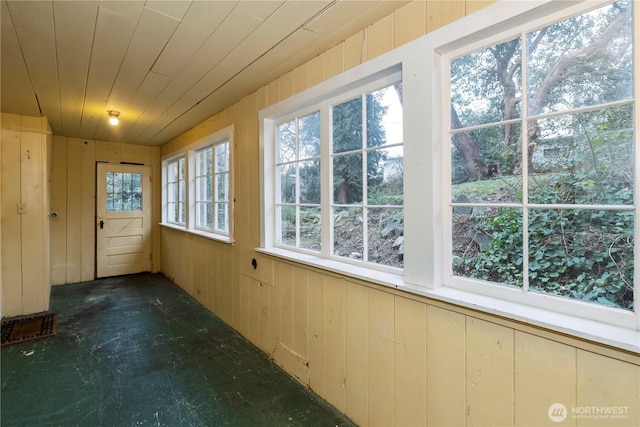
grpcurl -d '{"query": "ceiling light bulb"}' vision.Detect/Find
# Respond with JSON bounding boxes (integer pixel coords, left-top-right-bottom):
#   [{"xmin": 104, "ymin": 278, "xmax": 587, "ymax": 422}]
[{"xmin": 107, "ymin": 110, "xmax": 120, "ymax": 125}]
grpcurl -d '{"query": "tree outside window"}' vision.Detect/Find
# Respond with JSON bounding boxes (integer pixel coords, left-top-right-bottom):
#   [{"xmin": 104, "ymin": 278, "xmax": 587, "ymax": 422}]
[{"xmin": 450, "ymin": 1, "xmax": 634, "ymax": 310}]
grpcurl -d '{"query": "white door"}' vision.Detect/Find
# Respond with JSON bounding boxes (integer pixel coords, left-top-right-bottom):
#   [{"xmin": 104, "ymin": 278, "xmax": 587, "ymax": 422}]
[{"xmin": 96, "ymin": 163, "xmax": 152, "ymax": 278}]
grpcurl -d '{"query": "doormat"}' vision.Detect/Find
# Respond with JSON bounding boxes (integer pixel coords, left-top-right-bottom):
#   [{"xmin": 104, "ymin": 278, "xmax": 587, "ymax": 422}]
[{"xmin": 1, "ymin": 313, "xmax": 57, "ymax": 346}]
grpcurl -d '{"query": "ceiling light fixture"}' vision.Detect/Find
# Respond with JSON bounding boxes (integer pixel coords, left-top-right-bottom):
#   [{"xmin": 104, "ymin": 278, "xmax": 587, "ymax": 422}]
[{"xmin": 107, "ymin": 110, "xmax": 120, "ymax": 125}]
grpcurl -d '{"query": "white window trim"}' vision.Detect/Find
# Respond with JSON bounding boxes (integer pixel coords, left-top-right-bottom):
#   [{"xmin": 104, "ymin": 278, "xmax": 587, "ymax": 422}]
[
  {"xmin": 271, "ymin": 72, "xmax": 403, "ymax": 273},
  {"xmin": 161, "ymin": 124, "xmax": 235, "ymax": 244},
  {"xmin": 259, "ymin": 0, "xmax": 639, "ymax": 352}
]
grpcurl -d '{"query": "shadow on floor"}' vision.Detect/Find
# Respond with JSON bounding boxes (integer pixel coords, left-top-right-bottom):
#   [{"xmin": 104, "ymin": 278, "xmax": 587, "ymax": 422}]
[{"xmin": 1, "ymin": 273, "xmax": 356, "ymax": 427}]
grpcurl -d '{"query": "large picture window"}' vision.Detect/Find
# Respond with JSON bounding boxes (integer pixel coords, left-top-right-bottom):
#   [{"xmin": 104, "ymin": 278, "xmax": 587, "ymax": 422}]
[
  {"xmin": 449, "ymin": 0, "xmax": 634, "ymax": 311},
  {"xmin": 162, "ymin": 126, "xmax": 234, "ymax": 242}
]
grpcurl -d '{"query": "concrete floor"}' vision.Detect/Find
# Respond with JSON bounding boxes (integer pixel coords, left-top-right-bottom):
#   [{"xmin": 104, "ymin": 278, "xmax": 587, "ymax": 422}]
[{"xmin": 1, "ymin": 273, "xmax": 356, "ymax": 426}]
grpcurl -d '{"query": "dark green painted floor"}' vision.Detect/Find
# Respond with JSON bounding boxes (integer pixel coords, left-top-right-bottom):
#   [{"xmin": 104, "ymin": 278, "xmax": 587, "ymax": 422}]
[{"xmin": 1, "ymin": 273, "xmax": 355, "ymax": 427}]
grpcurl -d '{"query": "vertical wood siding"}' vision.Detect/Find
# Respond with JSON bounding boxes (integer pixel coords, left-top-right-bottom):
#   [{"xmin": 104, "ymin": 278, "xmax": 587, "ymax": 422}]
[{"xmin": 50, "ymin": 137, "xmax": 161, "ymax": 285}]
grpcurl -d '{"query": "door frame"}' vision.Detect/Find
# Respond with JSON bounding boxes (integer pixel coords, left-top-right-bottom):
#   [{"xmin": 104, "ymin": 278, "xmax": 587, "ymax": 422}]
[{"xmin": 95, "ymin": 163, "xmax": 152, "ymax": 278}]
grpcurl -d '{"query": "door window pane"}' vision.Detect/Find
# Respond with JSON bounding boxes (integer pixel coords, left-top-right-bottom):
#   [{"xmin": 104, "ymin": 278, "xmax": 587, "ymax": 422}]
[{"xmin": 106, "ymin": 172, "xmax": 143, "ymax": 212}]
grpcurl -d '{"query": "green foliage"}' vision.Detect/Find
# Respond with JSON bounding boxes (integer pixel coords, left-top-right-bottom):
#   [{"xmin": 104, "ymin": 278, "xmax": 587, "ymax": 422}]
[
  {"xmin": 451, "ymin": 147, "xmax": 469, "ymax": 184},
  {"xmin": 368, "ymin": 170, "xmax": 404, "ymax": 206},
  {"xmin": 455, "ymin": 173, "xmax": 634, "ymax": 310},
  {"xmin": 452, "ymin": 174, "xmax": 522, "ymax": 201},
  {"xmin": 528, "ymin": 207, "xmax": 633, "ymax": 310},
  {"xmin": 465, "ymin": 208, "xmax": 524, "ymax": 286},
  {"xmin": 281, "ymin": 205, "xmax": 296, "ymax": 224}
]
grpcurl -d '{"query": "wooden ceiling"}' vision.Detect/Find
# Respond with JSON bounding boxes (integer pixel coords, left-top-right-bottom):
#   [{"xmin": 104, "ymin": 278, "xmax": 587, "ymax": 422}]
[{"xmin": 1, "ymin": 0, "xmax": 408, "ymax": 146}]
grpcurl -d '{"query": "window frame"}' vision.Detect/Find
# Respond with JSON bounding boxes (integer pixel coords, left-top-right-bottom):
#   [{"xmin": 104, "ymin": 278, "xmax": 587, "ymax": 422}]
[
  {"xmin": 193, "ymin": 139, "xmax": 232, "ymax": 235},
  {"xmin": 259, "ymin": 0, "xmax": 639, "ymax": 352},
  {"xmin": 439, "ymin": 0, "xmax": 638, "ymax": 330},
  {"xmin": 438, "ymin": 1, "xmax": 640, "ymax": 330},
  {"xmin": 161, "ymin": 125, "xmax": 235, "ymax": 243},
  {"xmin": 271, "ymin": 73, "xmax": 404, "ymax": 274}
]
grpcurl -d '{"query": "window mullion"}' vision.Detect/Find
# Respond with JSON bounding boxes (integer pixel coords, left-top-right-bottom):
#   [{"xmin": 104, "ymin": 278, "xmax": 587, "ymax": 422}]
[
  {"xmin": 295, "ymin": 119, "xmax": 301, "ymax": 249},
  {"xmin": 521, "ymin": 31, "xmax": 529, "ymax": 294},
  {"xmin": 185, "ymin": 153, "xmax": 193, "ymax": 229},
  {"xmin": 295, "ymin": 165, "xmax": 301, "ymax": 249},
  {"xmin": 361, "ymin": 94, "xmax": 369, "ymax": 262},
  {"xmin": 321, "ymin": 103, "xmax": 332, "ymax": 258},
  {"xmin": 212, "ymin": 147, "xmax": 218, "ymax": 232},
  {"xmin": 274, "ymin": 129, "xmax": 282, "ymax": 246}
]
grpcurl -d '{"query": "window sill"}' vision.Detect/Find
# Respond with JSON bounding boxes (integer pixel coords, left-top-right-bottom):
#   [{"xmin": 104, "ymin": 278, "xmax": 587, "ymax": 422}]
[
  {"xmin": 159, "ymin": 222, "xmax": 234, "ymax": 244},
  {"xmin": 257, "ymin": 246, "xmax": 639, "ymax": 354},
  {"xmin": 255, "ymin": 247, "xmax": 404, "ymax": 288}
]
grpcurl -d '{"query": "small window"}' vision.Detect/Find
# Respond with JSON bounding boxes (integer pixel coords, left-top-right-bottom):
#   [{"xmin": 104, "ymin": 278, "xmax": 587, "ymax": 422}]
[
  {"xmin": 162, "ymin": 126, "xmax": 234, "ymax": 242},
  {"xmin": 166, "ymin": 157, "xmax": 185, "ymax": 224}
]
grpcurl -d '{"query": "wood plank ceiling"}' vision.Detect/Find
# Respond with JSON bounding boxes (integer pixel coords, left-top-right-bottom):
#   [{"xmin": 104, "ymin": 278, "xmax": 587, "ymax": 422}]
[{"xmin": 1, "ymin": 0, "xmax": 408, "ymax": 146}]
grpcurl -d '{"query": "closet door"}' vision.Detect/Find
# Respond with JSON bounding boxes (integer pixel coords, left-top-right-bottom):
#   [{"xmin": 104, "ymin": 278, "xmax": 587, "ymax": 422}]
[{"xmin": 1, "ymin": 120, "xmax": 51, "ymax": 317}]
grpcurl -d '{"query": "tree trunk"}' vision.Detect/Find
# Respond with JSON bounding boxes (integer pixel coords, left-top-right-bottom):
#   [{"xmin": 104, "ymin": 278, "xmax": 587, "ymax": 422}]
[
  {"xmin": 451, "ymin": 106, "xmax": 485, "ymax": 180},
  {"xmin": 336, "ymin": 182, "xmax": 348, "ymax": 204}
]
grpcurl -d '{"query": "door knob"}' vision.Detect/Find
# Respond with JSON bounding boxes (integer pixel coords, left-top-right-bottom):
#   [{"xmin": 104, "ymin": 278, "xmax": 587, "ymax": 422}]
[{"xmin": 99, "ymin": 220, "xmax": 104, "ymax": 229}]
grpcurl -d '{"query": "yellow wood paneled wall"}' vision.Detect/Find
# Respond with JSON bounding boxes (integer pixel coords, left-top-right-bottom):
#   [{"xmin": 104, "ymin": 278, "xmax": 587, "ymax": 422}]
[
  {"xmin": 1, "ymin": 113, "xmax": 53, "ymax": 317},
  {"xmin": 160, "ymin": 1, "xmax": 640, "ymax": 426},
  {"xmin": 50, "ymin": 137, "xmax": 161, "ymax": 285}
]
